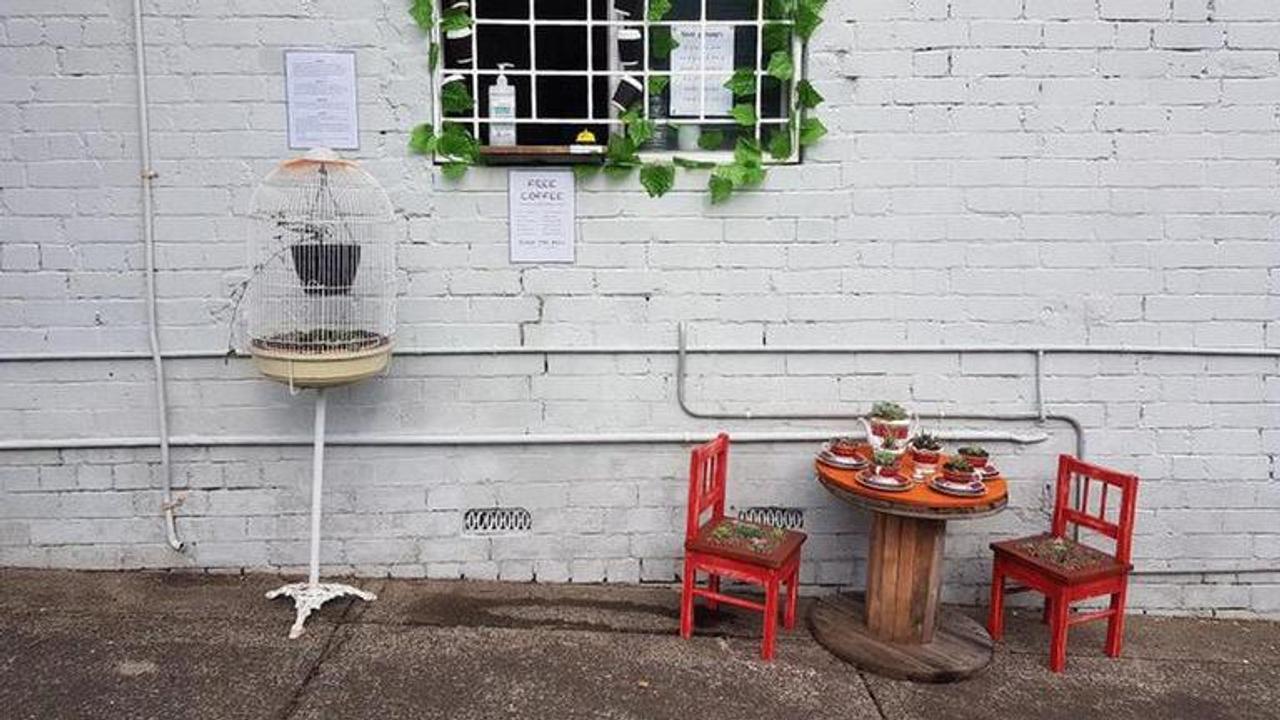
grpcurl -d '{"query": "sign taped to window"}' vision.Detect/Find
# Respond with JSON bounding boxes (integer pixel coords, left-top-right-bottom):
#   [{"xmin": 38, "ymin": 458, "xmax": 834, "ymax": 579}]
[{"xmin": 670, "ymin": 25, "xmax": 735, "ymax": 117}]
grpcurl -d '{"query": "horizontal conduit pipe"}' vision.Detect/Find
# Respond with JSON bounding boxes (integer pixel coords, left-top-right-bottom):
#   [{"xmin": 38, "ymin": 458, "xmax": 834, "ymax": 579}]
[
  {"xmin": 1, "ymin": 345, "xmax": 1278, "ymax": 363},
  {"xmin": 0, "ymin": 428, "xmax": 1048, "ymax": 452},
  {"xmin": 675, "ymin": 324, "xmax": 1089, "ymax": 459}
]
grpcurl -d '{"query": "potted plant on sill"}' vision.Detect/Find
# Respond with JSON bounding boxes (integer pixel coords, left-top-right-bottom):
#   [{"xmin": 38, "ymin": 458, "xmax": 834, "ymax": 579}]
[{"xmin": 957, "ymin": 445, "xmax": 989, "ymax": 469}]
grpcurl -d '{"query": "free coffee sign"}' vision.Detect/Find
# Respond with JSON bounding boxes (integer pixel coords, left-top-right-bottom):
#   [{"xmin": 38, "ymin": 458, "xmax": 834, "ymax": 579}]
[{"xmin": 508, "ymin": 169, "xmax": 575, "ymax": 264}]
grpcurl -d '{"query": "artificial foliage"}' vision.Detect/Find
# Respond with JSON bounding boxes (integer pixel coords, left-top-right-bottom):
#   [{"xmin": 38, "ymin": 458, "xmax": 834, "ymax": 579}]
[{"xmin": 406, "ymin": 0, "xmax": 828, "ymax": 203}]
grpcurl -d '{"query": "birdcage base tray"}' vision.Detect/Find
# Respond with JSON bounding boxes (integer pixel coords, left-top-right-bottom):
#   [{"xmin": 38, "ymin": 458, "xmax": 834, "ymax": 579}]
[
  {"xmin": 266, "ymin": 581, "xmax": 377, "ymax": 639},
  {"xmin": 251, "ymin": 340, "xmax": 391, "ymax": 388}
]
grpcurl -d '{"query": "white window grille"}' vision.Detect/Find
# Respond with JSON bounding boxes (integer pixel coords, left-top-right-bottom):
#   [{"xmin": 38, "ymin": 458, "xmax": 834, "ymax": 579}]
[{"xmin": 429, "ymin": 0, "xmax": 803, "ymax": 163}]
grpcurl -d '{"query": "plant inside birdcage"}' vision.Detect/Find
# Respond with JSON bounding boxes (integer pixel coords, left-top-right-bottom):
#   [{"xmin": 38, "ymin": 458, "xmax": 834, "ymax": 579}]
[{"xmin": 279, "ymin": 162, "xmax": 363, "ymax": 296}]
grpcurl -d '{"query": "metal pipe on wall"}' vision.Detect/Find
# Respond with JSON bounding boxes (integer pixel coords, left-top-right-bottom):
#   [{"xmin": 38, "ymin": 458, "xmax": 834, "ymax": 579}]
[{"xmin": 131, "ymin": 0, "xmax": 183, "ymax": 552}]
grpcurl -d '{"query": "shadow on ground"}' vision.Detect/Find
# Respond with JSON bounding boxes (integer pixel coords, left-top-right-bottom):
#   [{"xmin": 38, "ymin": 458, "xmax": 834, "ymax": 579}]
[{"xmin": 1, "ymin": 569, "xmax": 1276, "ymax": 719}]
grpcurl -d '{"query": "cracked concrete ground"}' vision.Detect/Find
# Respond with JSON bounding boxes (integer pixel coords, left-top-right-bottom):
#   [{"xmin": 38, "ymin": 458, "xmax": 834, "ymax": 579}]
[{"xmin": 1, "ymin": 569, "xmax": 1277, "ymax": 719}]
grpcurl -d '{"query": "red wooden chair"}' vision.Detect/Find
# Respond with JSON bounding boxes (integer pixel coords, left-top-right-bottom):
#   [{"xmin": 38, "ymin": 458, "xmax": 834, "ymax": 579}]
[
  {"xmin": 988, "ymin": 454, "xmax": 1139, "ymax": 672},
  {"xmin": 679, "ymin": 433, "xmax": 805, "ymax": 660}
]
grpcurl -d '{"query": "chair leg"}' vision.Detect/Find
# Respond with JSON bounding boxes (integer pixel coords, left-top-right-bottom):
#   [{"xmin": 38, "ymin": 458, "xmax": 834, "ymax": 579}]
[
  {"xmin": 783, "ymin": 566, "xmax": 799, "ymax": 630},
  {"xmin": 761, "ymin": 577, "xmax": 779, "ymax": 661},
  {"xmin": 1105, "ymin": 585, "xmax": 1128, "ymax": 658},
  {"xmin": 987, "ymin": 562, "xmax": 1005, "ymax": 642},
  {"xmin": 679, "ymin": 557, "xmax": 695, "ymax": 639},
  {"xmin": 706, "ymin": 574, "xmax": 720, "ymax": 611},
  {"xmin": 1048, "ymin": 593, "xmax": 1069, "ymax": 672}
]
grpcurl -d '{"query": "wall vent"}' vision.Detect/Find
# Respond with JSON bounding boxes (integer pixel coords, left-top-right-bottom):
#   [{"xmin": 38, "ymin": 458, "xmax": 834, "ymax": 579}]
[
  {"xmin": 462, "ymin": 506, "xmax": 532, "ymax": 535},
  {"xmin": 736, "ymin": 506, "xmax": 804, "ymax": 530}
]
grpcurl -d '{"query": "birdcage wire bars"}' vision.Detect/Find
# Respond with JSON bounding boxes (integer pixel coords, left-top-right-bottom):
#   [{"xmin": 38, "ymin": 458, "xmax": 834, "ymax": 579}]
[{"xmin": 247, "ymin": 150, "xmax": 396, "ymax": 388}]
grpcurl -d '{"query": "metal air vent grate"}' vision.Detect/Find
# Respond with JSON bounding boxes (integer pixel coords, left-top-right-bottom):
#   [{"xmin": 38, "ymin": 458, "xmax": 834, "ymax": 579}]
[
  {"xmin": 737, "ymin": 506, "xmax": 805, "ymax": 530},
  {"xmin": 462, "ymin": 506, "xmax": 533, "ymax": 536}
]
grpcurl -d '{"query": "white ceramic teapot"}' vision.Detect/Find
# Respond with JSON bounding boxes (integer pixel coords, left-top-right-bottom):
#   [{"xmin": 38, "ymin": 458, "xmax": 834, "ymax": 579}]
[{"xmin": 859, "ymin": 403, "xmax": 917, "ymax": 456}]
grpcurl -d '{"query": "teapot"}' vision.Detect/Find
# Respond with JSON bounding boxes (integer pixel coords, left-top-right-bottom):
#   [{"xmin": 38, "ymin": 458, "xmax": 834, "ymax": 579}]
[{"xmin": 858, "ymin": 414, "xmax": 917, "ymax": 456}]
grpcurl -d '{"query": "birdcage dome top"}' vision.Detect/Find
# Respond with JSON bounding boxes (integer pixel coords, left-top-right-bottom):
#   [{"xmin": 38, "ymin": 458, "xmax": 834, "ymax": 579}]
[{"xmin": 249, "ymin": 148, "xmax": 394, "ymax": 223}]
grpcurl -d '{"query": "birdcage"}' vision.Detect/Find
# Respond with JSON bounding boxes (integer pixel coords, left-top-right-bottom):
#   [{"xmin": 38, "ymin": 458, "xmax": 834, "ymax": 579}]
[{"xmin": 247, "ymin": 149, "xmax": 396, "ymax": 388}]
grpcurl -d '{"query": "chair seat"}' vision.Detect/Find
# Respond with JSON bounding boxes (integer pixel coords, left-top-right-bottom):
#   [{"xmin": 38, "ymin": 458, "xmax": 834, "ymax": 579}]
[
  {"xmin": 686, "ymin": 518, "xmax": 806, "ymax": 569},
  {"xmin": 992, "ymin": 532, "xmax": 1129, "ymax": 584}
]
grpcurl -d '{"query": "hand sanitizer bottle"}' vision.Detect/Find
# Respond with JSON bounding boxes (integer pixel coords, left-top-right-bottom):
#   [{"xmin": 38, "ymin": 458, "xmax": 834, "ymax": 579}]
[{"xmin": 489, "ymin": 63, "xmax": 517, "ymax": 147}]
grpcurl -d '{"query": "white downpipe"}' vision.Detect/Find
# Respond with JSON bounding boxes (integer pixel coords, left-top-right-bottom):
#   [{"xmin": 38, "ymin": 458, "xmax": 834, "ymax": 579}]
[
  {"xmin": 309, "ymin": 389, "xmax": 326, "ymax": 587},
  {"xmin": 131, "ymin": 0, "xmax": 182, "ymax": 552}
]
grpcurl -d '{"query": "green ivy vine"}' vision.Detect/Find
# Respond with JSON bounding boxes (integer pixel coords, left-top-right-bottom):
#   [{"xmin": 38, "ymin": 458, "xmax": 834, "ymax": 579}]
[{"xmin": 407, "ymin": 0, "xmax": 828, "ymax": 204}]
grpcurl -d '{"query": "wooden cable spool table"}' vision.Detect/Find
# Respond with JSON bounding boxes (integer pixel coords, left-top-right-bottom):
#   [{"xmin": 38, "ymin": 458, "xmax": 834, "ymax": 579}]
[{"xmin": 809, "ymin": 449, "xmax": 1008, "ymax": 682}]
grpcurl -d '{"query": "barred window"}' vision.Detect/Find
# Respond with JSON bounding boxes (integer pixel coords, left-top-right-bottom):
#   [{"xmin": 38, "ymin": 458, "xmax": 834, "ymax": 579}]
[{"xmin": 429, "ymin": 0, "xmax": 805, "ymax": 164}]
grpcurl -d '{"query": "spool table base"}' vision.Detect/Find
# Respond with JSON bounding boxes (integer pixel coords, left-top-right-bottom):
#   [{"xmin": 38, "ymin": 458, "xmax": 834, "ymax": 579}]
[{"xmin": 809, "ymin": 592, "xmax": 993, "ymax": 683}]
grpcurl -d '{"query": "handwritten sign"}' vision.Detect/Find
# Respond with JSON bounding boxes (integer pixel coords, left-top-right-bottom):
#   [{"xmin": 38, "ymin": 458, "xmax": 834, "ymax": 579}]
[
  {"xmin": 285, "ymin": 50, "xmax": 359, "ymax": 150},
  {"xmin": 508, "ymin": 169, "xmax": 575, "ymax": 264},
  {"xmin": 670, "ymin": 25, "xmax": 734, "ymax": 117}
]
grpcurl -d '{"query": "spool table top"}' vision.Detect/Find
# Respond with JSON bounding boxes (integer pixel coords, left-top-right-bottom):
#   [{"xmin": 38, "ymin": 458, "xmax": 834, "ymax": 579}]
[{"xmin": 815, "ymin": 447, "xmax": 1008, "ymax": 521}]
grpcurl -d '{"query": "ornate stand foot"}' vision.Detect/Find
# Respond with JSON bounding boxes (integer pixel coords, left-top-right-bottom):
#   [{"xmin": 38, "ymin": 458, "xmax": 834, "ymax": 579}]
[{"xmin": 265, "ymin": 582, "xmax": 377, "ymax": 639}]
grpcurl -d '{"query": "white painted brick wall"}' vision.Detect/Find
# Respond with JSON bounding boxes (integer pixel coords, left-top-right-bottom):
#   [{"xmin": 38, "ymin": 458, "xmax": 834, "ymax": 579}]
[{"xmin": 1, "ymin": 1, "xmax": 1277, "ymax": 615}]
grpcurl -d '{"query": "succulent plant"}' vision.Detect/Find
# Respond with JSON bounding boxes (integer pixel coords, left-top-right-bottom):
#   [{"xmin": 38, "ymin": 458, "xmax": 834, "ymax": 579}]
[
  {"xmin": 880, "ymin": 435, "xmax": 901, "ymax": 450},
  {"xmin": 870, "ymin": 401, "xmax": 908, "ymax": 421},
  {"xmin": 958, "ymin": 445, "xmax": 989, "ymax": 458},
  {"xmin": 910, "ymin": 432, "xmax": 942, "ymax": 451},
  {"xmin": 943, "ymin": 457, "xmax": 973, "ymax": 473},
  {"xmin": 873, "ymin": 450, "xmax": 900, "ymax": 467}
]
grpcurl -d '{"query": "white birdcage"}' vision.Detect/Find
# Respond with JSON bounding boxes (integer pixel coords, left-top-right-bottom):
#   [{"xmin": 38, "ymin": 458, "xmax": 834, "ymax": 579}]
[
  {"xmin": 246, "ymin": 148, "xmax": 395, "ymax": 638},
  {"xmin": 247, "ymin": 148, "xmax": 396, "ymax": 388}
]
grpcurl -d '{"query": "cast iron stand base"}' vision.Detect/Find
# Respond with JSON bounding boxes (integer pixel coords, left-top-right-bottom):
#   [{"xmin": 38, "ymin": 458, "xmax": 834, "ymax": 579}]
[{"xmin": 266, "ymin": 582, "xmax": 377, "ymax": 639}]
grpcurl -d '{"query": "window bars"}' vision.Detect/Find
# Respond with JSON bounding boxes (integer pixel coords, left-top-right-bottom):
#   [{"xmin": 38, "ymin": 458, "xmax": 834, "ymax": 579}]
[{"xmin": 430, "ymin": 0, "xmax": 802, "ymax": 161}]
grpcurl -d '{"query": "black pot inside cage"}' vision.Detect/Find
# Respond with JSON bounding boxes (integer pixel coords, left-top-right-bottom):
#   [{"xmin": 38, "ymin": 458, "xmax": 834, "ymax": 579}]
[{"xmin": 291, "ymin": 243, "xmax": 362, "ymax": 295}]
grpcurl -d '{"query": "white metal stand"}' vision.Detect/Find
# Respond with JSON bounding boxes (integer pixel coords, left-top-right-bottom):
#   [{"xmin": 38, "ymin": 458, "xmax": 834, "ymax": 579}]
[{"xmin": 266, "ymin": 388, "xmax": 375, "ymax": 639}]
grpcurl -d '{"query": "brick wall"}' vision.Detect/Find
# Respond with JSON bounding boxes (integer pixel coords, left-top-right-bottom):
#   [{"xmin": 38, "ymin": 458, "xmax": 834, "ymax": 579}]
[{"xmin": 0, "ymin": 0, "xmax": 1277, "ymax": 615}]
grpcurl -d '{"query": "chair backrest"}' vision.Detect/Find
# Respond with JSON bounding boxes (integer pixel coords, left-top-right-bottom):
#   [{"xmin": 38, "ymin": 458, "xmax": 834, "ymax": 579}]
[
  {"xmin": 685, "ymin": 433, "xmax": 729, "ymax": 542},
  {"xmin": 1051, "ymin": 454, "xmax": 1140, "ymax": 565}
]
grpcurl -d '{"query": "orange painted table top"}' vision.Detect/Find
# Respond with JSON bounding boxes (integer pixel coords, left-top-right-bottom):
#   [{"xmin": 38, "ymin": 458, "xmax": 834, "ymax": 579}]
[{"xmin": 815, "ymin": 447, "xmax": 1008, "ymax": 520}]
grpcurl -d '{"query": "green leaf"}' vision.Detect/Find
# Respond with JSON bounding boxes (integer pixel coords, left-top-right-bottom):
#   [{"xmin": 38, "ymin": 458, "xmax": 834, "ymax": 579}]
[
  {"xmin": 440, "ymin": 81, "xmax": 473, "ymax": 114},
  {"xmin": 730, "ymin": 103, "xmax": 757, "ymax": 127},
  {"xmin": 734, "ymin": 137, "xmax": 763, "ymax": 167},
  {"xmin": 697, "ymin": 129, "xmax": 725, "ymax": 151},
  {"xmin": 647, "ymin": 0, "xmax": 673, "ymax": 21},
  {"xmin": 605, "ymin": 133, "xmax": 640, "ymax": 167},
  {"xmin": 440, "ymin": 7, "xmax": 473, "ymax": 32},
  {"xmin": 650, "ymin": 26, "xmax": 679, "ymax": 59},
  {"xmin": 764, "ymin": 0, "xmax": 797, "ymax": 21},
  {"xmin": 708, "ymin": 174, "xmax": 734, "ymax": 204},
  {"xmin": 795, "ymin": 1, "xmax": 823, "ymax": 41},
  {"xmin": 603, "ymin": 162, "xmax": 637, "ymax": 179},
  {"xmin": 627, "ymin": 117, "xmax": 655, "ymax": 146},
  {"xmin": 799, "ymin": 117, "xmax": 827, "ymax": 146},
  {"xmin": 573, "ymin": 164, "xmax": 601, "ymax": 180},
  {"xmin": 796, "ymin": 79, "xmax": 824, "ymax": 110},
  {"xmin": 441, "ymin": 162, "xmax": 469, "ymax": 180},
  {"xmin": 409, "ymin": 123, "xmax": 437, "ymax": 155},
  {"xmin": 724, "ymin": 69, "xmax": 756, "ymax": 98},
  {"xmin": 673, "ymin": 156, "xmax": 717, "ymax": 170},
  {"xmin": 649, "ymin": 75, "xmax": 670, "ymax": 95},
  {"xmin": 429, "ymin": 42, "xmax": 440, "ymax": 71},
  {"xmin": 438, "ymin": 122, "xmax": 479, "ymax": 162},
  {"xmin": 639, "ymin": 163, "xmax": 675, "ymax": 198},
  {"xmin": 766, "ymin": 50, "xmax": 794, "ymax": 81},
  {"xmin": 762, "ymin": 23, "xmax": 791, "ymax": 54},
  {"xmin": 767, "ymin": 127, "xmax": 793, "ymax": 160},
  {"xmin": 409, "ymin": 0, "xmax": 434, "ymax": 31}
]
